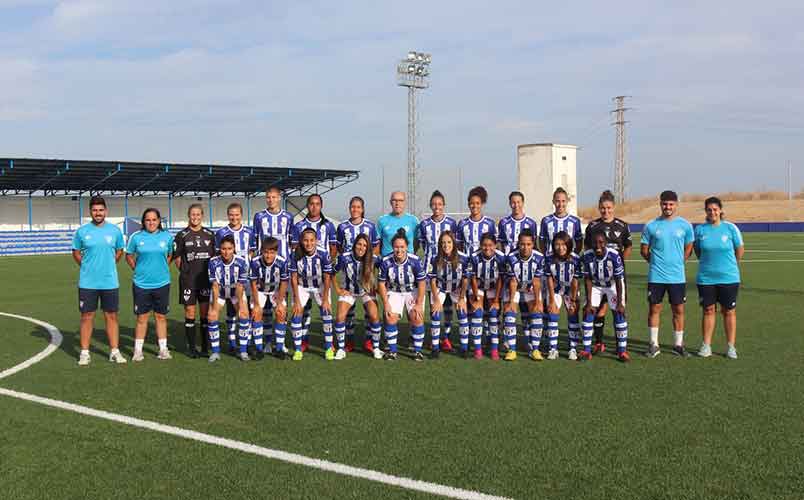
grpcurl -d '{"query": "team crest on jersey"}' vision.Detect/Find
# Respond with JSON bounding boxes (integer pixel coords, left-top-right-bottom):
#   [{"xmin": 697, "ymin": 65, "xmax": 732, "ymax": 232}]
[
  {"xmin": 721, "ymin": 235, "xmax": 729, "ymax": 242},
  {"xmin": 105, "ymin": 236, "xmax": 113, "ymax": 244},
  {"xmin": 139, "ymin": 241, "xmax": 145, "ymax": 246},
  {"xmin": 159, "ymin": 241, "xmax": 167, "ymax": 248},
  {"xmin": 85, "ymin": 234, "xmax": 92, "ymax": 240},
  {"xmin": 675, "ymin": 229, "xmax": 685, "ymax": 238}
]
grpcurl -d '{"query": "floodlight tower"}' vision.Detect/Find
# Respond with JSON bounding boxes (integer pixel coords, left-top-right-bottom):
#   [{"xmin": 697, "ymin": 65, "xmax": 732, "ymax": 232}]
[{"xmin": 397, "ymin": 51, "xmax": 431, "ymax": 215}]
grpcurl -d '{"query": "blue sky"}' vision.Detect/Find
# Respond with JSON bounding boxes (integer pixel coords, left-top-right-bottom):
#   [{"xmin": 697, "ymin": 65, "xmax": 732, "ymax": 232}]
[{"xmin": 1, "ymin": 0, "xmax": 802, "ymax": 217}]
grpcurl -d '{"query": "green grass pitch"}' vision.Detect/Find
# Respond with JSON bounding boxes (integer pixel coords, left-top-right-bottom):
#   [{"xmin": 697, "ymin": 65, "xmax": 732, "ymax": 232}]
[{"xmin": 1, "ymin": 232, "xmax": 803, "ymax": 499}]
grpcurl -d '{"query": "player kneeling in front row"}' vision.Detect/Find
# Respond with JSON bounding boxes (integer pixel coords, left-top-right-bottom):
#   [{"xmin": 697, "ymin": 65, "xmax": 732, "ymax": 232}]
[
  {"xmin": 429, "ymin": 231, "xmax": 471, "ymax": 359},
  {"xmin": 503, "ymin": 230, "xmax": 546, "ymax": 361},
  {"xmin": 207, "ymin": 235, "xmax": 251, "ymax": 363},
  {"xmin": 544, "ymin": 231, "xmax": 583, "ymax": 360},
  {"xmin": 377, "ymin": 231, "xmax": 427, "ymax": 361},
  {"xmin": 333, "ymin": 233, "xmax": 382, "ymax": 360},
  {"xmin": 250, "ymin": 237, "xmax": 289, "ymax": 360},
  {"xmin": 289, "ymin": 228, "xmax": 334, "ymax": 361},
  {"xmin": 581, "ymin": 231, "xmax": 630, "ymax": 362},
  {"xmin": 469, "ymin": 233, "xmax": 506, "ymax": 360}
]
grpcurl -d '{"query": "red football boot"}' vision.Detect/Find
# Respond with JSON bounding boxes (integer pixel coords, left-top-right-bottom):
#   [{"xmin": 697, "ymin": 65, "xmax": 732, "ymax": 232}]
[
  {"xmin": 345, "ymin": 341, "xmax": 355, "ymax": 353},
  {"xmin": 363, "ymin": 338, "xmax": 374, "ymax": 353},
  {"xmin": 618, "ymin": 351, "xmax": 631, "ymax": 363},
  {"xmin": 578, "ymin": 350, "xmax": 593, "ymax": 361},
  {"xmin": 490, "ymin": 349, "xmax": 500, "ymax": 361},
  {"xmin": 301, "ymin": 340, "xmax": 309, "ymax": 352},
  {"xmin": 441, "ymin": 338, "xmax": 454, "ymax": 352},
  {"xmin": 592, "ymin": 342, "xmax": 606, "ymax": 355}
]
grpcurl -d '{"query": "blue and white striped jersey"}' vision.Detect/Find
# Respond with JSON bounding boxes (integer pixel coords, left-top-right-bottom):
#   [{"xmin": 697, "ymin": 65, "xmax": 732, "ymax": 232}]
[
  {"xmin": 252, "ymin": 209, "xmax": 294, "ymax": 259},
  {"xmin": 417, "ymin": 215, "xmax": 458, "ymax": 270},
  {"xmin": 539, "ymin": 214, "xmax": 583, "ymax": 256},
  {"xmin": 335, "ymin": 253, "xmax": 380, "ymax": 295},
  {"xmin": 580, "ymin": 248, "xmax": 624, "ymax": 287},
  {"xmin": 428, "ymin": 252, "xmax": 472, "ymax": 294},
  {"xmin": 497, "ymin": 215, "xmax": 539, "ymax": 255},
  {"xmin": 378, "ymin": 254, "xmax": 426, "ymax": 293},
  {"xmin": 470, "ymin": 250, "xmax": 507, "ymax": 291},
  {"xmin": 288, "ymin": 249, "xmax": 333, "ymax": 289},
  {"xmin": 291, "ymin": 217, "xmax": 337, "ymax": 253},
  {"xmin": 544, "ymin": 253, "xmax": 582, "ymax": 295},
  {"xmin": 336, "ymin": 218, "xmax": 380, "ymax": 253},
  {"xmin": 505, "ymin": 250, "xmax": 545, "ymax": 293},
  {"xmin": 208, "ymin": 255, "xmax": 250, "ymax": 299},
  {"xmin": 249, "ymin": 255, "xmax": 289, "ymax": 293},
  {"xmin": 215, "ymin": 225, "xmax": 256, "ymax": 260},
  {"xmin": 457, "ymin": 216, "xmax": 496, "ymax": 255}
]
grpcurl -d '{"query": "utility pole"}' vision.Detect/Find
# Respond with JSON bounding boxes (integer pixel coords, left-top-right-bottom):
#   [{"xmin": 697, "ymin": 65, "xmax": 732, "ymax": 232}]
[
  {"xmin": 611, "ymin": 96, "xmax": 631, "ymax": 203},
  {"xmin": 397, "ymin": 51, "xmax": 432, "ymax": 216}
]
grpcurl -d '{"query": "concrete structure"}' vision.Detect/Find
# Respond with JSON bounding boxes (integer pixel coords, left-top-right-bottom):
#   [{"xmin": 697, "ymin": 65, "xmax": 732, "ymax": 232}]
[{"xmin": 517, "ymin": 143, "xmax": 578, "ymax": 219}]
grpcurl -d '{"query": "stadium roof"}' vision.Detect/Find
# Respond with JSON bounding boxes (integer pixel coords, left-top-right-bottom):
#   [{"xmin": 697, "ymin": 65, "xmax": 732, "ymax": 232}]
[{"xmin": 0, "ymin": 158, "xmax": 359, "ymax": 197}]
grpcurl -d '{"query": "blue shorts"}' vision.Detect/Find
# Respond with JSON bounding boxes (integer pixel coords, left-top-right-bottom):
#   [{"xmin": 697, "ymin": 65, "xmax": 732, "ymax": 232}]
[
  {"xmin": 697, "ymin": 284, "xmax": 739, "ymax": 310},
  {"xmin": 647, "ymin": 283, "xmax": 687, "ymax": 305},
  {"xmin": 78, "ymin": 288, "xmax": 119, "ymax": 313},
  {"xmin": 133, "ymin": 284, "xmax": 170, "ymax": 315}
]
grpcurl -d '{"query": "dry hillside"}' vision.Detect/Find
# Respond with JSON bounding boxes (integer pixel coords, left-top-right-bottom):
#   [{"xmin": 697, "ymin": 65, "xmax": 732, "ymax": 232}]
[{"xmin": 580, "ymin": 191, "xmax": 804, "ymax": 223}]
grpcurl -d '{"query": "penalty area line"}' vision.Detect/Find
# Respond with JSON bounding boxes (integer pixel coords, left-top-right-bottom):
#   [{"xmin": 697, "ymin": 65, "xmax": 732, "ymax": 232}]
[{"xmin": 0, "ymin": 312, "xmax": 510, "ymax": 500}]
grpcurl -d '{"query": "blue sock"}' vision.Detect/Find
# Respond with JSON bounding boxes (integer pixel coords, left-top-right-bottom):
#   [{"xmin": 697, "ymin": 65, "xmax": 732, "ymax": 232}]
[
  {"xmin": 385, "ymin": 324, "xmax": 398, "ymax": 353},
  {"xmin": 582, "ymin": 313, "xmax": 594, "ymax": 353},
  {"xmin": 208, "ymin": 321, "xmax": 221, "ymax": 353},
  {"xmin": 274, "ymin": 323, "xmax": 287, "ymax": 352},
  {"xmin": 412, "ymin": 324, "xmax": 425, "ymax": 352},
  {"xmin": 547, "ymin": 313, "xmax": 560, "ymax": 352},
  {"xmin": 503, "ymin": 311, "xmax": 517, "ymax": 351},
  {"xmin": 335, "ymin": 322, "xmax": 346, "ymax": 351},
  {"xmin": 470, "ymin": 308, "xmax": 484, "ymax": 351},
  {"xmin": 614, "ymin": 311, "xmax": 628, "ymax": 353},
  {"xmin": 369, "ymin": 322, "xmax": 382, "ymax": 350},
  {"xmin": 322, "ymin": 307, "xmax": 333, "ymax": 350},
  {"xmin": 291, "ymin": 315, "xmax": 303, "ymax": 352},
  {"xmin": 238, "ymin": 318, "xmax": 250, "ymax": 354},
  {"xmin": 568, "ymin": 313, "xmax": 580, "ymax": 350},
  {"xmin": 263, "ymin": 315, "xmax": 273, "ymax": 348},
  {"xmin": 252, "ymin": 320, "xmax": 264, "ymax": 352},
  {"xmin": 529, "ymin": 312, "xmax": 543, "ymax": 351},
  {"xmin": 430, "ymin": 311, "xmax": 442, "ymax": 350},
  {"xmin": 488, "ymin": 308, "xmax": 500, "ymax": 351},
  {"xmin": 458, "ymin": 309, "xmax": 470, "ymax": 351}
]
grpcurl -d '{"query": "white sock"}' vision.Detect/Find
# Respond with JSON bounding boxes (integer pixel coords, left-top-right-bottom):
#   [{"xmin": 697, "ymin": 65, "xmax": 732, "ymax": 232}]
[
  {"xmin": 158, "ymin": 338, "xmax": 168, "ymax": 351},
  {"xmin": 649, "ymin": 327, "xmax": 659, "ymax": 346},
  {"xmin": 110, "ymin": 348, "xmax": 120, "ymax": 355},
  {"xmin": 674, "ymin": 331, "xmax": 684, "ymax": 346},
  {"xmin": 134, "ymin": 339, "xmax": 144, "ymax": 353},
  {"xmin": 80, "ymin": 349, "xmax": 90, "ymax": 357}
]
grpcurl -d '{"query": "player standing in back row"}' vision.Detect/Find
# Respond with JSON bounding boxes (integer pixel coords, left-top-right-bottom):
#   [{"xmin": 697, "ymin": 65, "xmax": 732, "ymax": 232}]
[
  {"xmin": 457, "ymin": 186, "xmax": 496, "ymax": 255},
  {"xmin": 417, "ymin": 190, "xmax": 458, "ymax": 351},
  {"xmin": 174, "ymin": 203, "xmax": 216, "ymax": 358},
  {"xmin": 583, "ymin": 190, "xmax": 632, "ymax": 354}
]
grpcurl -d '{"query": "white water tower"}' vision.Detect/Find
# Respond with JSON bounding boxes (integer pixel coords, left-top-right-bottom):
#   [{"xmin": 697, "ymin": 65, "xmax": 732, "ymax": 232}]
[{"xmin": 517, "ymin": 143, "xmax": 578, "ymax": 219}]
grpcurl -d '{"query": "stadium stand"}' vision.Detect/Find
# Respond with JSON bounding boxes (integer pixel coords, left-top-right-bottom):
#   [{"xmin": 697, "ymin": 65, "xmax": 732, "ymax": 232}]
[{"xmin": 0, "ymin": 157, "xmax": 359, "ymax": 256}]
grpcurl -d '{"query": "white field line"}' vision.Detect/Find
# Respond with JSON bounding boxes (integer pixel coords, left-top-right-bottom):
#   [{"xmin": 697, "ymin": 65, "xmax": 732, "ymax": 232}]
[
  {"xmin": 0, "ymin": 312, "xmax": 511, "ymax": 500},
  {"xmin": 625, "ymin": 259, "xmax": 804, "ymax": 263}
]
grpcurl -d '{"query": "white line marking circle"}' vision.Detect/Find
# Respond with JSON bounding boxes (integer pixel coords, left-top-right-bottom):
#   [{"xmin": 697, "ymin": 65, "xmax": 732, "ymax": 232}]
[{"xmin": 0, "ymin": 312, "xmax": 510, "ymax": 500}]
